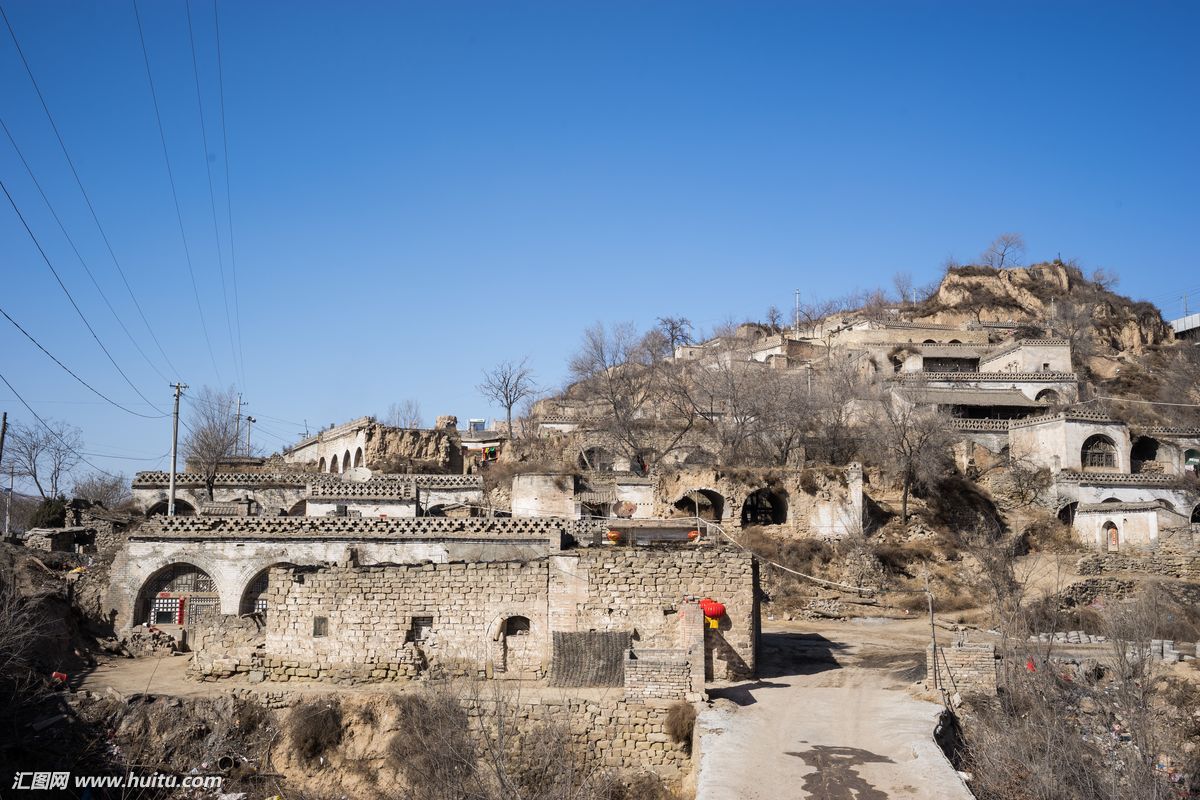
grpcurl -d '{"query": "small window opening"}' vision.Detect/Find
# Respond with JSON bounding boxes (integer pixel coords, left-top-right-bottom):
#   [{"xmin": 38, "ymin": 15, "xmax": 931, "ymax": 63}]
[
  {"xmin": 313, "ymin": 616, "xmax": 328, "ymax": 637},
  {"xmin": 504, "ymin": 616, "xmax": 531, "ymax": 636},
  {"xmin": 411, "ymin": 616, "xmax": 433, "ymax": 641}
]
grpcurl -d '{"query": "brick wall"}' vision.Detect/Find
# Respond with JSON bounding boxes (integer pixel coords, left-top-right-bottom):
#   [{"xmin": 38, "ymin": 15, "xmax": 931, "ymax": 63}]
[{"xmin": 927, "ymin": 641, "xmax": 997, "ymax": 696}]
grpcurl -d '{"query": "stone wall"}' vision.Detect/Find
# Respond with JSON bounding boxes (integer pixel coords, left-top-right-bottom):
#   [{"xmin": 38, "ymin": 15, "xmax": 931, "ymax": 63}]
[
  {"xmin": 1077, "ymin": 552, "xmax": 1200, "ymax": 580},
  {"xmin": 190, "ymin": 614, "xmax": 265, "ymax": 680},
  {"xmin": 624, "ymin": 649, "xmax": 691, "ymax": 702},
  {"xmin": 264, "ymin": 560, "xmax": 549, "ymax": 681},
  {"xmin": 246, "ymin": 546, "xmax": 755, "ymax": 685},
  {"xmin": 926, "ymin": 641, "xmax": 997, "ymax": 696}
]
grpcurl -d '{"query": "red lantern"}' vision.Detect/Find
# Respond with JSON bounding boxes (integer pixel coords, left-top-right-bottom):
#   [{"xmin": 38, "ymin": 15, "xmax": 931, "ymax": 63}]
[
  {"xmin": 699, "ymin": 598, "xmax": 725, "ymax": 618},
  {"xmin": 687, "ymin": 530, "xmax": 700, "ymax": 541},
  {"xmin": 606, "ymin": 530, "xmax": 622, "ymax": 544}
]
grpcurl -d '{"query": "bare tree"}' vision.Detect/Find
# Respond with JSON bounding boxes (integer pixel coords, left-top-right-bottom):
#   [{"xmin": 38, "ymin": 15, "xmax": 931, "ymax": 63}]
[
  {"xmin": 1, "ymin": 420, "xmax": 81, "ymax": 499},
  {"xmin": 72, "ymin": 471, "xmax": 131, "ymax": 508},
  {"xmin": 1090, "ymin": 266, "xmax": 1120, "ymax": 291},
  {"xmin": 805, "ymin": 349, "xmax": 870, "ymax": 465},
  {"xmin": 872, "ymin": 395, "xmax": 956, "ymax": 523},
  {"xmin": 569, "ymin": 322, "xmax": 699, "ymax": 468},
  {"xmin": 655, "ymin": 316, "xmax": 694, "ymax": 353},
  {"xmin": 892, "ymin": 272, "xmax": 914, "ymax": 305},
  {"xmin": 764, "ymin": 305, "xmax": 784, "ymax": 332},
  {"xmin": 386, "ymin": 399, "xmax": 424, "ymax": 429},
  {"xmin": 183, "ymin": 386, "xmax": 240, "ymax": 500},
  {"xmin": 980, "ymin": 232, "xmax": 1026, "ymax": 269},
  {"xmin": 478, "ymin": 358, "xmax": 537, "ymax": 437},
  {"xmin": 748, "ymin": 368, "xmax": 812, "ymax": 466}
]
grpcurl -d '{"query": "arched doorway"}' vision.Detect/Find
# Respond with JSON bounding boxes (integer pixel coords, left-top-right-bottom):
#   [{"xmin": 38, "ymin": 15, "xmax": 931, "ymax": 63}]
[
  {"xmin": 741, "ymin": 488, "xmax": 788, "ymax": 526},
  {"xmin": 318, "ymin": 457, "xmax": 326, "ymax": 472},
  {"xmin": 329, "ymin": 455, "xmax": 339, "ymax": 474},
  {"xmin": 1081, "ymin": 435, "xmax": 1118, "ymax": 471},
  {"xmin": 354, "ymin": 447, "xmax": 364, "ymax": 468},
  {"xmin": 137, "ymin": 563, "xmax": 218, "ymax": 627},
  {"xmin": 342, "ymin": 451, "xmax": 351, "ymax": 472},
  {"xmin": 491, "ymin": 615, "xmax": 534, "ymax": 673},
  {"xmin": 1131, "ymin": 437, "xmax": 1160, "ymax": 473},
  {"xmin": 145, "ymin": 499, "xmax": 195, "ymax": 517},
  {"xmin": 1035, "ymin": 389, "xmax": 1060, "ymax": 405},
  {"xmin": 674, "ymin": 489, "xmax": 725, "ymax": 522},
  {"xmin": 1103, "ymin": 521, "xmax": 1119, "ymax": 552}
]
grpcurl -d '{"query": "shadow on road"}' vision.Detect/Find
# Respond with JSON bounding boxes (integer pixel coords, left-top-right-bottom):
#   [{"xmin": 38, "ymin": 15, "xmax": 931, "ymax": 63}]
[
  {"xmin": 708, "ymin": 679, "xmax": 791, "ymax": 706},
  {"xmin": 758, "ymin": 632, "xmax": 846, "ymax": 679}
]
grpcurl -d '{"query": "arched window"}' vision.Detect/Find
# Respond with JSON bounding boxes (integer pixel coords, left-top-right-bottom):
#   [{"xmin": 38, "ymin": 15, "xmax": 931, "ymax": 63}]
[
  {"xmin": 504, "ymin": 616, "xmax": 531, "ymax": 636},
  {"xmin": 137, "ymin": 563, "xmax": 218, "ymax": 626},
  {"xmin": 354, "ymin": 447, "xmax": 363, "ymax": 468},
  {"xmin": 1081, "ymin": 435, "xmax": 1117, "ymax": 470},
  {"xmin": 342, "ymin": 451, "xmax": 351, "ymax": 472},
  {"xmin": 329, "ymin": 456, "xmax": 339, "ymax": 474},
  {"xmin": 241, "ymin": 570, "xmax": 271, "ymax": 615},
  {"xmin": 318, "ymin": 457, "xmax": 326, "ymax": 472},
  {"xmin": 145, "ymin": 499, "xmax": 195, "ymax": 517},
  {"xmin": 741, "ymin": 488, "xmax": 788, "ymax": 526}
]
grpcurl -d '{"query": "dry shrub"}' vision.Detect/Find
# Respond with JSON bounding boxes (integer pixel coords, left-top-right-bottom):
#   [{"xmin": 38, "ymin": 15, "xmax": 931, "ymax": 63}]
[
  {"xmin": 873, "ymin": 543, "xmax": 934, "ymax": 577},
  {"xmin": 664, "ymin": 701, "xmax": 696, "ymax": 747},
  {"xmin": 287, "ymin": 700, "xmax": 342, "ymax": 765},
  {"xmin": 1024, "ymin": 597, "xmax": 1106, "ymax": 635},
  {"xmin": 1018, "ymin": 519, "xmax": 1080, "ymax": 554},
  {"xmin": 384, "ymin": 692, "xmax": 475, "ymax": 796}
]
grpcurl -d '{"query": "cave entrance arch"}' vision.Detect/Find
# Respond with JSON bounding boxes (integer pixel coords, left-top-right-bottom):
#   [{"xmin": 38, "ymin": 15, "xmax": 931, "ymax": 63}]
[
  {"xmin": 741, "ymin": 488, "xmax": 787, "ymax": 526},
  {"xmin": 146, "ymin": 499, "xmax": 195, "ymax": 517},
  {"xmin": 674, "ymin": 489, "xmax": 725, "ymax": 522}
]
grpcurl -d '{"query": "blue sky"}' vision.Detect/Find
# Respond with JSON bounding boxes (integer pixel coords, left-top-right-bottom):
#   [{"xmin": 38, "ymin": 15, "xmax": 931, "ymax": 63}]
[{"xmin": 1, "ymin": 0, "xmax": 1197, "ymax": 486}]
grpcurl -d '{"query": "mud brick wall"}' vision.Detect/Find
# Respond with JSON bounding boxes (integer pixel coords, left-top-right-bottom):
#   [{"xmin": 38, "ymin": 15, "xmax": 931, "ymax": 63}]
[
  {"xmin": 624, "ymin": 650, "xmax": 691, "ymax": 702},
  {"xmin": 927, "ymin": 641, "xmax": 997, "ymax": 696}
]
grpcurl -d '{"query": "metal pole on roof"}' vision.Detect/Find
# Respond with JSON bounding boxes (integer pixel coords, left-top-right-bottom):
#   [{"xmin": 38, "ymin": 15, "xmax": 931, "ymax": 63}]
[{"xmin": 168, "ymin": 383, "xmax": 187, "ymax": 517}]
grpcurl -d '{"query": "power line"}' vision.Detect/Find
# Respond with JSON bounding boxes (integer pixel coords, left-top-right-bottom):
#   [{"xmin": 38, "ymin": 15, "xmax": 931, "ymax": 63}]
[
  {"xmin": 0, "ymin": 303, "xmax": 167, "ymax": 419},
  {"xmin": 0, "ymin": 368, "xmax": 121, "ymax": 479},
  {"xmin": 0, "ymin": 116, "xmax": 172, "ymax": 384},
  {"xmin": 212, "ymin": 0, "xmax": 246, "ymax": 394},
  {"xmin": 0, "ymin": 1, "xmax": 182, "ymax": 380},
  {"xmin": 131, "ymin": 0, "xmax": 224, "ymax": 384},
  {"xmin": 1, "ymin": 178, "xmax": 168, "ymax": 416},
  {"xmin": 184, "ymin": 0, "xmax": 242, "ymax": 389}
]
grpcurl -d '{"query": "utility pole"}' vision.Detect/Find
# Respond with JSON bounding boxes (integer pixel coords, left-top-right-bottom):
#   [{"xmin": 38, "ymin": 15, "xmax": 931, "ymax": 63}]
[
  {"xmin": 244, "ymin": 416, "xmax": 255, "ymax": 456},
  {"xmin": 793, "ymin": 288, "xmax": 801, "ymax": 332},
  {"xmin": 0, "ymin": 411, "xmax": 7, "ymax": 536},
  {"xmin": 4, "ymin": 467, "xmax": 12, "ymax": 536},
  {"xmin": 168, "ymin": 383, "xmax": 188, "ymax": 517},
  {"xmin": 234, "ymin": 393, "xmax": 246, "ymax": 456}
]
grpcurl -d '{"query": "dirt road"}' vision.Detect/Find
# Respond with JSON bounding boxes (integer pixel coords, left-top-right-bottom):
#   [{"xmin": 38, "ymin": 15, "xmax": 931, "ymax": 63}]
[{"xmin": 695, "ymin": 619, "xmax": 973, "ymax": 800}]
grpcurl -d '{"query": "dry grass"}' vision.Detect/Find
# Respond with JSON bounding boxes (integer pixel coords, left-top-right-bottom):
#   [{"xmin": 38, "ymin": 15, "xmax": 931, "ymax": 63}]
[{"xmin": 664, "ymin": 701, "xmax": 696, "ymax": 748}]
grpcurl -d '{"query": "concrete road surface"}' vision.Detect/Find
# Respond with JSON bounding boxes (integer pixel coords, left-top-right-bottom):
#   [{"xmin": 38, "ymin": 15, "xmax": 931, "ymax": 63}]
[{"xmin": 695, "ymin": 621, "xmax": 973, "ymax": 800}]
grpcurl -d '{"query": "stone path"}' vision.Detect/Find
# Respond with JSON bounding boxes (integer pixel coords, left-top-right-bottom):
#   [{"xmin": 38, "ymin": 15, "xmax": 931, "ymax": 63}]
[{"xmin": 695, "ymin": 622, "xmax": 973, "ymax": 800}]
